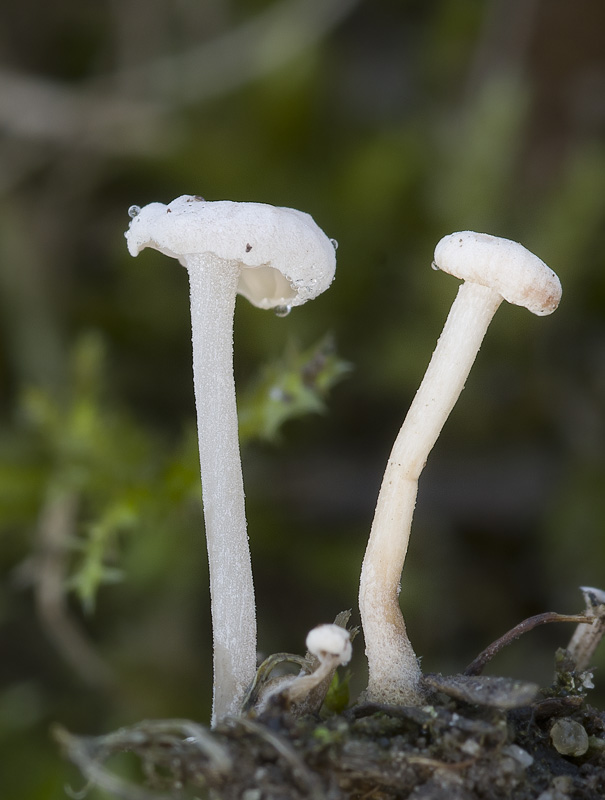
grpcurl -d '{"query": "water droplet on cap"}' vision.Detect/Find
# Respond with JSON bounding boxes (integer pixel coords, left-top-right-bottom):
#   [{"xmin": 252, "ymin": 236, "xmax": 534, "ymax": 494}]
[
  {"xmin": 128, "ymin": 205, "xmax": 141, "ymax": 219},
  {"xmin": 330, "ymin": 238, "xmax": 339, "ymax": 251},
  {"xmin": 274, "ymin": 305, "xmax": 292, "ymax": 318}
]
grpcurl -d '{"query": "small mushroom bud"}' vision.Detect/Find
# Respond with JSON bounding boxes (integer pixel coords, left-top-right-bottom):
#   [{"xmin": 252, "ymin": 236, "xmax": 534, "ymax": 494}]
[
  {"xmin": 284, "ymin": 624, "xmax": 352, "ymax": 707},
  {"xmin": 307, "ymin": 624, "xmax": 353, "ymax": 666}
]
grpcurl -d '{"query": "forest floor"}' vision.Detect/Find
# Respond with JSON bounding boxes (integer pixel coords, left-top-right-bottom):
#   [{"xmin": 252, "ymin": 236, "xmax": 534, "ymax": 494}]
[{"xmin": 56, "ymin": 647, "xmax": 605, "ymax": 800}]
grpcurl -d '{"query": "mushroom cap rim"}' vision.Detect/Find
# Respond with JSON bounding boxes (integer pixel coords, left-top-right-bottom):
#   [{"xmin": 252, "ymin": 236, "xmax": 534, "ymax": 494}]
[{"xmin": 124, "ymin": 195, "xmax": 337, "ymax": 310}]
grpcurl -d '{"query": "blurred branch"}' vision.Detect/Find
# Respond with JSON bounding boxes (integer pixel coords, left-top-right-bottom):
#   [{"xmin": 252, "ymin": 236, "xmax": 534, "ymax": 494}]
[
  {"xmin": 0, "ymin": 205, "xmax": 65, "ymax": 385},
  {"xmin": 0, "ymin": 68, "xmax": 173, "ymax": 155},
  {"xmin": 465, "ymin": 0, "xmax": 541, "ymax": 97},
  {"xmin": 100, "ymin": 0, "xmax": 360, "ymax": 104},
  {"xmin": 0, "ymin": 0, "xmax": 359, "ymax": 168},
  {"xmin": 30, "ymin": 489, "xmax": 116, "ymax": 688},
  {"xmin": 54, "ymin": 724, "xmax": 174, "ymax": 800},
  {"xmin": 54, "ymin": 720, "xmax": 233, "ymax": 800}
]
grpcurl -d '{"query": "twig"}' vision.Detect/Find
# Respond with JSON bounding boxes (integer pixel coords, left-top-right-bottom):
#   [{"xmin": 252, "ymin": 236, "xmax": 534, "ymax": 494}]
[
  {"xmin": 54, "ymin": 719, "xmax": 233, "ymax": 799},
  {"xmin": 53, "ymin": 725, "xmax": 174, "ymax": 800},
  {"xmin": 241, "ymin": 653, "xmax": 309, "ymax": 713},
  {"xmin": 464, "ymin": 612, "xmax": 593, "ymax": 676}
]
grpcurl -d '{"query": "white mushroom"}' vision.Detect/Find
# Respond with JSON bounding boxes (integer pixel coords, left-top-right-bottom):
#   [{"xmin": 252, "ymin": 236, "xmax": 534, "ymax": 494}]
[
  {"xmin": 125, "ymin": 195, "xmax": 336, "ymax": 724},
  {"xmin": 284, "ymin": 624, "xmax": 352, "ymax": 706},
  {"xmin": 359, "ymin": 231, "xmax": 562, "ymax": 705},
  {"xmin": 307, "ymin": 623, "xmax": 353, "ymax": 666}
]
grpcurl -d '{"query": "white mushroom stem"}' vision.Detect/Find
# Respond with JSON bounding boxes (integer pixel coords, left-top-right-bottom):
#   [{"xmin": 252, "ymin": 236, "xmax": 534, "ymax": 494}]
[
  {"xmin": 187, "ymin": 253, "xmax": 256, "ymax": 724},
  {"xmin": 360, "ymin": 282, "xmax": 502, "ymax": 704},
  {"xmin": 283, "ymin": 656, "xmax": 340, "ymax": 706}
]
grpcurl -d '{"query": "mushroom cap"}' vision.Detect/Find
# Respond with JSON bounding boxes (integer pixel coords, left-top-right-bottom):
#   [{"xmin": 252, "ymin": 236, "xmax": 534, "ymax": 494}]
[
  {"xmin": 125, "ymin": 195, "xmax": 336, "ymax": 309},
  {"xmin": 306, "ymin": 624, "xmax": 352, "ymax": 665},
  {"xmin": 433, "ymin": 231, "xmax": 562, "ymax": 316}
]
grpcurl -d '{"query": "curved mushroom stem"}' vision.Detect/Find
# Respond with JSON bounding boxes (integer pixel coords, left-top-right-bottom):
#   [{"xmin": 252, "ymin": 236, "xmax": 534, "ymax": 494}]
[
  {"xmin": 283, "ymin": 654, "xmax": 340, "ymax": 706},
  {"xmin": 187, "ymin": 253, "xmax": 256, "ymax": 725},
  {"xmin": 360, "ymin": 281, "xmax": 503, "ymax": 705}
]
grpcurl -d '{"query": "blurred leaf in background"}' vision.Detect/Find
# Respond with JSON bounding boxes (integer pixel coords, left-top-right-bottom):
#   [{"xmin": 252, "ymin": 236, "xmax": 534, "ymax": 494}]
[{"xmin": 239, "ymin": 334, "xmax": 352, "ymax": 443}]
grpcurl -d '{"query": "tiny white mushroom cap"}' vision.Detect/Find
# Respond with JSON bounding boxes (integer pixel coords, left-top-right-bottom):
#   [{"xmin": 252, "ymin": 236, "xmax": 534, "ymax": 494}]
[
  {"xmin": 306, "ymin": 624, "xmax": 352, "ymax": 666},
  {"xmin": 125, "ymin": 195, "xmax": 336, "ymax": 309},
  {"xmin": 580, "ymin": 586, "xmax": 605, "ymax": 606},
  {"xmin": 434, "ymin": 231, "xmax": 562, "ymax": 316}
]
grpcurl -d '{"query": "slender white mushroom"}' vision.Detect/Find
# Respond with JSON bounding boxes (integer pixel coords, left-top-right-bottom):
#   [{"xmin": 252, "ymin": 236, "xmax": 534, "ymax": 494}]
[
  {"xmin": 359, "ymin": 231, "xmax": 562, "ymax": 705},
  {"xmin": 125, "ymin": 195, "xmax": 336, "ymax": 724}
]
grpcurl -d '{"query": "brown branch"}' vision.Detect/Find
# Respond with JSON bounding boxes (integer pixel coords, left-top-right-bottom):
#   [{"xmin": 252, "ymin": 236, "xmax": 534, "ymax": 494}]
[{"xmin": 464, "ymin": 612, "xmax": 593, "ymax": 676}]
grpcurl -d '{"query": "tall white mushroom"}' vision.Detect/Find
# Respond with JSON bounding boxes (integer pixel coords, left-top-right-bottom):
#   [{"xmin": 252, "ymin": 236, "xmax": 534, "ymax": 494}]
[
  {"xmin": 359, "ymin": 231, "xmax": 562, "ymax": 705},
  {"xmin": 125, "ymin": 195, "xmax": 336, "ymax": 724}
]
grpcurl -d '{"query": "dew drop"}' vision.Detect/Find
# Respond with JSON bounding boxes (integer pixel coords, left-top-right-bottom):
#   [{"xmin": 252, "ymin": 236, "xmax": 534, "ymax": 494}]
[
  {"xmin": 128, "ymin": 205, "xmax": 141, "ymax": 219},
  {"xmin": 431, "ymin": 261, "xmax": 440, "ymax": 271},
  {"xmin": 274, "ymin": 305, "xmax": 292, "ymax": 318},
  {"xmin": 330, "ymin": 238, "xmax": 339, "ymax": 251}
]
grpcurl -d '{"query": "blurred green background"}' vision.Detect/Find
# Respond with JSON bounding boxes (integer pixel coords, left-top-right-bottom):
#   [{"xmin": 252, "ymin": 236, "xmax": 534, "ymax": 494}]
[{"xmin": 1, "ymin": 0, "xmax": 605, "ymax": 796}]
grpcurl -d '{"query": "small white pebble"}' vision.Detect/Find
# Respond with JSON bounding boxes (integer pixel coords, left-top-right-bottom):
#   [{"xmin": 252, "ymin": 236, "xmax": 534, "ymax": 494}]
[
  {"xmin": 461, "ymin": 738, "xmax": 481, "ymax": 756},
  {"xmin": 550, "ymin": 718, "xmax": 589, "ymax": 757},
  {"xmin": 502, "ymin": 743, "xmax": 534, "ymax": 768}
]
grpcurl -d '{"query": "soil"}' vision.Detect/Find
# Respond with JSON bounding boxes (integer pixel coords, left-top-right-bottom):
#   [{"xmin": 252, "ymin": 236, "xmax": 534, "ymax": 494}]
[{"xmin": 56, "ymin": 649, "xmax": 605, "ymax": 800}]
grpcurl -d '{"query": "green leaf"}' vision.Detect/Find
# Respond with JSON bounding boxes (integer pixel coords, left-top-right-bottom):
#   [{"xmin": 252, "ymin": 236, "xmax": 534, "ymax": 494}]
[
  {"xmin": 238, "ymin": 335, "xmax": 352, "ymax": 443},
  {"xmin": 323, "ymin": 670, "xmax": 352, "ymax": 715},
  {"xmin": 68, "ymin": 501, "xmax": 136, "ymax": 613}
]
